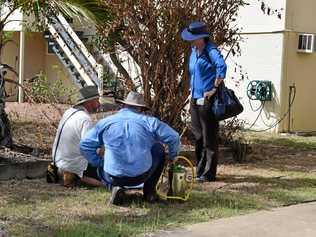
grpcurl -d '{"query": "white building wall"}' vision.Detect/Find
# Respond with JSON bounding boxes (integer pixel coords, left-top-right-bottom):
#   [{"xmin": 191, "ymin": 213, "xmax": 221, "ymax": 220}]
[
  {"xmin": 237, "ymin": 0, "xmax": 286, "ymax": 33},
  {"xmin": 225, "ymin": 0, "xmax": 287, "ymax": 131},
  {"xmin": 0, "ymin": 6, "xmax": 23, "ymax": 31},
  {"xmin": 226, "ymin": 33, "xmax": 284, "ymax": 131}
]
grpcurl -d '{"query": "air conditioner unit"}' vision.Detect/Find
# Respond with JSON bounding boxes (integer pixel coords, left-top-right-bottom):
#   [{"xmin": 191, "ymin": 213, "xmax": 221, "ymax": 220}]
[{"xmin": 298, "ymin": 33, "xmax": 315, "ymax": 53}]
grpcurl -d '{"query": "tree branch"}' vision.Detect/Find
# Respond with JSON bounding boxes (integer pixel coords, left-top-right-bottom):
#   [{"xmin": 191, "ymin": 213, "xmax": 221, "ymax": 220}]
[{"xmin": 109, "ymin": 52, "xmax": 135, "ymax": 91}]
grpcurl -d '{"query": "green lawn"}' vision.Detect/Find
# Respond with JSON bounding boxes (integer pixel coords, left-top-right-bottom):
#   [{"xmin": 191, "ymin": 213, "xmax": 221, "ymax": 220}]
[{"xmin": 1, "ymin": 132, "xmax": 316, "ymax": 237}]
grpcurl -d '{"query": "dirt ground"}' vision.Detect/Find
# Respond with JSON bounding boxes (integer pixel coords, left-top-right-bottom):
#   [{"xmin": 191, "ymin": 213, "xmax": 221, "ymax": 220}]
[
  {"xmin": 10, "ymin": 120, "xmax": 56, "ymax": 154},
  {"xmin": 6, "ymin": 103, "xmax": 115, "ymax": 155},
  {"xmin": 4, "ymin": 115, "xmax": 316, "ymax": 174},
  {"xmin": 245, "ymin": 143, "xmax": 316, "ymax": 172}
]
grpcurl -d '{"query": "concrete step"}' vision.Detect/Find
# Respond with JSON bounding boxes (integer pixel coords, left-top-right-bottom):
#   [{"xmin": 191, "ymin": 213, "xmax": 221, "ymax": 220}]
[{"xmin": 0, "ymin": 159, "xmax": 50, "ymax": 181}]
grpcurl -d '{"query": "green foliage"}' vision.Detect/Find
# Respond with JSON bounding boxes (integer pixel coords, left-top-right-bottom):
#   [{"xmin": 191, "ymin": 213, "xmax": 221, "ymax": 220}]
[
  {"xmin": 2, "ymin": 31, "xmax": 13, "ymax": 41},
  {"xmin": 54, "ymin": 0, "xmax": 112, "ymax": 25},
  {"xmin": 102, "ymin": 69, "xmax": 125, "ymax": 99},
  {"xmin": 26, "ymin": 71, "xmax": 76, "ymax": 104},
  {"xmin": 24, "ymin": 0, "xmax": 112, "ymax": 27}
]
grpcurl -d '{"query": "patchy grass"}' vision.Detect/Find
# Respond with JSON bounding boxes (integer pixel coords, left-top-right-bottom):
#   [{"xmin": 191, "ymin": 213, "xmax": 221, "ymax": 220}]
[
  {"xmin": 1, "ymin": 129, "xmax": 316, "ymax": 237},
  {"xmin": 1, "ymin": 167, "xmax": 316, "ymax": 236},
  {"xmin": 245, "ymin": 132, "xmax": 316, "ymax": 151},
  {"xmin": 0, "ymin": 179, "xmax": 266, "ymax": 237}
]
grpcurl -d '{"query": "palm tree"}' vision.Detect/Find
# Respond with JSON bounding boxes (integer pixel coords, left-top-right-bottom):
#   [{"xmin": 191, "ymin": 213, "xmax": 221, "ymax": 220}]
[{"xmin": 30, "ymin": 0, "xmax": 110, "ymax": 25}]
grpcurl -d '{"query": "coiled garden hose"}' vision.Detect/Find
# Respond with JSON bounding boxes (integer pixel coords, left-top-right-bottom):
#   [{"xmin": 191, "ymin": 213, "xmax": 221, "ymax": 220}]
[{"xmin": 156, "ymin": 156, "xmax": 195, "ymax": 202}]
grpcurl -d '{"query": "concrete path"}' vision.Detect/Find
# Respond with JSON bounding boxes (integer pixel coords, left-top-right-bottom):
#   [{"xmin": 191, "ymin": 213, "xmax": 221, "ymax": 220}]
[{"xmin": 153, "ymin": 202, "xmax": 316, "ymax": 237}]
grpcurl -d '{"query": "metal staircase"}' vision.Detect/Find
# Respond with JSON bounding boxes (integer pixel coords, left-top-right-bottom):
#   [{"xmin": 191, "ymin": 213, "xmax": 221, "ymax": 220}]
[{"xmin": 44, "ymin": 14, "xmax": 103, "ymax": 94}]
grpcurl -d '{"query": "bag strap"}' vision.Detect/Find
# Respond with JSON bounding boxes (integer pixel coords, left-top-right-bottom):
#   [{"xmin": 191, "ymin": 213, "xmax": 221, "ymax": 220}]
[
  {"xmin": 52, "ymin": 108, "xmax": 83, "ymax": 165},
  {"xmin": 203, "ymin": 47, "xmax": 217, "ymax": 70}
]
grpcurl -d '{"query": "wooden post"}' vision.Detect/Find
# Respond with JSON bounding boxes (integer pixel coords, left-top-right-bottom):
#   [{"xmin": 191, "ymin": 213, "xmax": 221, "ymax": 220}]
[{"xmin": 18, "ymin": 30, "xmax": 25, "ymax": 103}]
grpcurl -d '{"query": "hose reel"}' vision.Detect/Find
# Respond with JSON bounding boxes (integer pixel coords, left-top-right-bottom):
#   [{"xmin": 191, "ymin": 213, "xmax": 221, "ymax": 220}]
[{"xmin": 247, "ymin": 80, "xmax": 272, "ymax": 101}]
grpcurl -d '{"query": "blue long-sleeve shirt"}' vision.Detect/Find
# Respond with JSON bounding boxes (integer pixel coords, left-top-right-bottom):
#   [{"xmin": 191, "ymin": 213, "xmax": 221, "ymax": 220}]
[
  {"xmin": 189, "ymin": 42, "xmax": 227, "ymax": 99},
  {"xmin": 80, "ymin": 108, "xmax": 180, "ymax": 177}
]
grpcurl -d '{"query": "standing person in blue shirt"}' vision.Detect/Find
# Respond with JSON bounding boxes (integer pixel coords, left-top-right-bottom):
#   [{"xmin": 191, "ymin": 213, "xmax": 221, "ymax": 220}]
[
  {"xmin": 80, "ymin": 91, "xmax": 180, "ymax": 205},
  {"xmin": 181, "ymin": 22, "xmax": 227, "ymax": 182}
]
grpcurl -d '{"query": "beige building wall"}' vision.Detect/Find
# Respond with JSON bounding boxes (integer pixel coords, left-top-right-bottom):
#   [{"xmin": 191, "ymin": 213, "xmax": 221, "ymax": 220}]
[
  {"xmin": 44, "ymin": 48, "xmax": 71, "ymax": 87},
  {"xmin": 280, "ymin": 0, "xmax": 316, "ymax": 132},
  {"xmin": 1, "ymin": 31, "xmax": 73, "ymax": 101},
  {"xmin": 24, "ymin": 32, "xmax": 45, "ymax": 80},
  {"xmin": 24, "ymin": 32, "xmax": 75, "ymax": 92},
  {"xmin": 1, "ymin": 10, "xmax": 93, "ymax": 102},
  {"xmin": 1, "ymin": 32, "xmax": 20, "ymax": 100}
]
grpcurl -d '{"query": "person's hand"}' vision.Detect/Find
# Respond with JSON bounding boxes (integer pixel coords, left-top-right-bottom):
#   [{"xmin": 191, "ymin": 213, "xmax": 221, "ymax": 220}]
[
  {"xmin": 204, "ymin": 89, "xmax": 217, "ymax": 100},
  {"xmin": 168, "ymin": 159, "xmax": 175, "ymax": 166},
  {"xmin": 97, "ymin": 146, "xmax": 105, "ymax": 158},
  {"xmin": 215, "ymin": 78, "xmax": 224, "ymax": 87}
]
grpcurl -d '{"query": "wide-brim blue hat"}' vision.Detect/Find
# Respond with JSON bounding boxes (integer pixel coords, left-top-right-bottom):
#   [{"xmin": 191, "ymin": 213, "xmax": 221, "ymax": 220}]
[{"xmin": 181, "ymin": 21, "xmax": 210, "ymax": 41}]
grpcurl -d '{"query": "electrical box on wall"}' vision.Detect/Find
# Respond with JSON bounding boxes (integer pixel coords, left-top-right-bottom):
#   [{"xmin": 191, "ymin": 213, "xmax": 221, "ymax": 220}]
[{"xmin": 247, "ymin": 80, "xmax": 272, "ymax": 101}]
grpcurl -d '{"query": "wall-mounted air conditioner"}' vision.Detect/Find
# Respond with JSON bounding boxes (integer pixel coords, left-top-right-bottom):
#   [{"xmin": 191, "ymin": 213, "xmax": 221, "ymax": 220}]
[{"xmin": 298, "ymin": 33, "xmax": 315, "ymax": 53}]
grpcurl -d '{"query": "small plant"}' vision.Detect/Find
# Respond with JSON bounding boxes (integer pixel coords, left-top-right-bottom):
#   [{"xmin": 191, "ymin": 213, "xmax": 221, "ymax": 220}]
[
  {"xmin": 219, "ymin": 118, "xmax": 245, "ymax": 146},
  {"xmin": 25, "ymin": 71, "xmax": 76, "ymax": 104},
  {"xmin": 219, "ymin": 118, "xmax": 248, "ymax": 162}
]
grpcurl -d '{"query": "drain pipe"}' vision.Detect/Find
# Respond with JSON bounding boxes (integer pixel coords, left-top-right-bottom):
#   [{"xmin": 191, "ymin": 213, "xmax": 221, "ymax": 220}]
[{"xmin": 288, "ymin": 84, "xmax": 296, "ymax": 133}]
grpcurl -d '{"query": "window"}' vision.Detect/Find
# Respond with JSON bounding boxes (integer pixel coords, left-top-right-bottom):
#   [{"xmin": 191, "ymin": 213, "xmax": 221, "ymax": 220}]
[{"xmin": 298, "ymin": 34, "xmax": 314, "ymax": 53}]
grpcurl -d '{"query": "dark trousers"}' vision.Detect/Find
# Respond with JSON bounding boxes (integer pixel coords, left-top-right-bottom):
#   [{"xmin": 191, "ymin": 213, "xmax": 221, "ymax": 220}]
[
  {"xmin": 83, "ymin": 165, "xmax": 101, "ymax": 181},
  {"xmin": 103, "ymin": 143, "xmax": 165, "ymax": 197},
  {"xmin": 191, "ymin": 98, "xmax": 219, "ymax": 180}
]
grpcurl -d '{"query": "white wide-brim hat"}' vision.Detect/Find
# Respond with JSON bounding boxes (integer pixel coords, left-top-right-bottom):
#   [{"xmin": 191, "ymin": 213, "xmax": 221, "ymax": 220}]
[{"xmin": 116, "ymin": 91, "xmax": 149, "ymax": 109}]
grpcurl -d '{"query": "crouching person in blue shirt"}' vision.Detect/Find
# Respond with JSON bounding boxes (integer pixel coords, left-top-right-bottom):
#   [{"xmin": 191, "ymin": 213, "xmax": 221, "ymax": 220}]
[{"xmin": 80, "ymin": 91, "xmax": 180, "ymax": 205}]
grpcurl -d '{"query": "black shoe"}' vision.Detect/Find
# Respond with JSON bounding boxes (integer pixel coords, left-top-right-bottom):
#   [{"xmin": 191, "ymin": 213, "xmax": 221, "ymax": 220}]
[
  {"xmin": 109, "ymin": 186, "xmax": 125, "ymax": 205},
  {"xmin": 144, "ymin": 192, "xmax": 167, "ymax": 204},
  {"xmin": 196, "ymin": 176, "xmax": 206, "ymax": 183},
  {"xmin": 196, "ymin": 176, "xmax": 216, "ymax": 183}
]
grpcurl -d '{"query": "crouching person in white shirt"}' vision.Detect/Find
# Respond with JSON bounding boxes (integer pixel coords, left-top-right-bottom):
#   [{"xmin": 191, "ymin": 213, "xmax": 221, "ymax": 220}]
[{"xmin": 52, "ymin": 86, "xmax": 104, "ymax": 187}]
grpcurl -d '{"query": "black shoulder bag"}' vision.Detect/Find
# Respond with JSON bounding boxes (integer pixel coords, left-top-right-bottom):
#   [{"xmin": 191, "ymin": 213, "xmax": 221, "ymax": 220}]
[
  {"xmin": 204, "ymin": 49, "xmax": 244, "ymax": 121},
  {"xmin": 46, "ymin": 109, "xmax": 82, "ymax": 183},
  {"xmin": 212, "ymin": 84, "xmax": 244, "ymax": 121}
]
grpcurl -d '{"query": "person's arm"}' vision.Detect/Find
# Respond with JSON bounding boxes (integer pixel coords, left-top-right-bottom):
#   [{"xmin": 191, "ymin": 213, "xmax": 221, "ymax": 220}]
[
  {"xmin": 81, "ymin": 176, "xmax": 104, "ymax": 187},
  {"xmin": 150, "ymin": 118, "xmax": 180, "ymax": 161},
  {"xmin": 209, "ymin": 48, "xmax": 227, "ymax": 86},
  {"xmin": 80, "ymin": 118, "xmax": 94, "ymax": 138},
  {"xmin": 80, "ymin": 123, "xmax": 104, "ymax": 167}
]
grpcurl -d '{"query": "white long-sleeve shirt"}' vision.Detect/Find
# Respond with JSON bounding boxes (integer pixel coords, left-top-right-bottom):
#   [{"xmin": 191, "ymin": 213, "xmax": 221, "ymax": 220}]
[{"xmin": 52, "ymin": 106, "xmax": 93, "ymax": 178}]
